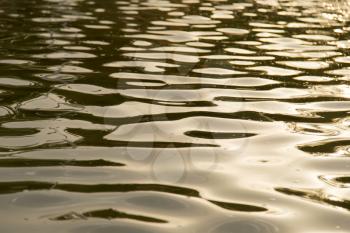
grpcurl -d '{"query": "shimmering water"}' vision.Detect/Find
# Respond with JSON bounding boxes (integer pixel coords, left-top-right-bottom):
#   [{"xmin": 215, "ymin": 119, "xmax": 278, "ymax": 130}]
[{"xmin": 1, "ymin": 0, "xmax": 350, "ymax": 232}]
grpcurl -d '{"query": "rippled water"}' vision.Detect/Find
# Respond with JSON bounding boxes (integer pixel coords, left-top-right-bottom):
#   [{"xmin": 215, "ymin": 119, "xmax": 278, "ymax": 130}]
[{"xmin": 1, "ymin": 0, "xmax": 350, "ymax": 232}]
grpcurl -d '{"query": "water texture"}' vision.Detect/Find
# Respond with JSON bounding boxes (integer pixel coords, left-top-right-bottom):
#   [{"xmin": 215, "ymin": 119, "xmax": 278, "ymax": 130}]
[{"xmin": 0, "ymin": 0, "xmax": 350, "ymax": 232}]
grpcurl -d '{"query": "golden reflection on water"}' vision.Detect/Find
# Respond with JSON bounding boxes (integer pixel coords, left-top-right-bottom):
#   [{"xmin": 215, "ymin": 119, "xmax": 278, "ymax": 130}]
[{"xmin": 0, "ymin": 0, "xmax": 350, "ymax": 232}]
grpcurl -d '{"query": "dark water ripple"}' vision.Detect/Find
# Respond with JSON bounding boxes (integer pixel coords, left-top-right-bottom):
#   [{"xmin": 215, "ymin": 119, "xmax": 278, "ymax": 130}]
[{"xmin": 1, "ymin": 0, "xmax": 350, "ymax": 232}]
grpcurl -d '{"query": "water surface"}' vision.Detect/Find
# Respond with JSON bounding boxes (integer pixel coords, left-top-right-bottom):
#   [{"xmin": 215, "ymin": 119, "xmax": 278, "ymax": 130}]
[{"xmin": 0, "ymin": 0, "xmax": 350, "ymax": 232}]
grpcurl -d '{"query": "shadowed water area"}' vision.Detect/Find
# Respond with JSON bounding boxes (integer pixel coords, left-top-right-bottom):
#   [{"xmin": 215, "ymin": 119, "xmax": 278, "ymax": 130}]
[{"xmin": 1, "ymin": 0, "xmax": 350, "ymax": 232}]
